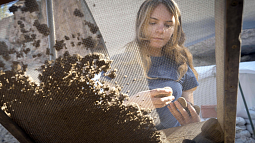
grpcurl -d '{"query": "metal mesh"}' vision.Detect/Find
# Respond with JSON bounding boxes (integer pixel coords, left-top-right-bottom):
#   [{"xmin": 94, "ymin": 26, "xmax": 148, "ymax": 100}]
[{"xmin": 0, "ymin": 0, "xmax": 254, "ymax": 142}]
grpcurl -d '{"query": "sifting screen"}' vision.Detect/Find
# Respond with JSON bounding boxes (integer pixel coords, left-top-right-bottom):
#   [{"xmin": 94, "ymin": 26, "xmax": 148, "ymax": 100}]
[{"xmin": 0, "ymin": 0, "xmax": 254, "ymax": 142}]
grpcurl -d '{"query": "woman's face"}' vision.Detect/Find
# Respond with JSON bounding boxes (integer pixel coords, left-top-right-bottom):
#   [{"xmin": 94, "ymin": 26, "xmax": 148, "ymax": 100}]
[{"xmin": 144, "ymin": 4, "xmax": 175, "ymax": 55}]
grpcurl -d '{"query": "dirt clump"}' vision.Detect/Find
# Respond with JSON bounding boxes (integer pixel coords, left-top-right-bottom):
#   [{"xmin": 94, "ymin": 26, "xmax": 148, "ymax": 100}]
[
  {"xmin": 0, "ymin": 41, "xmax": 10, "ymax": 61},
  {"xmin": 84, "ymin": 20, "xmax": 99, "ymax": 34},
  {"xmin": 33, "ymin": 20, "xmax": 50, "ymax": 36},
  {"xmin": 9, "ymin": 0, "xmax": 39, "ymax": 13},
  {"xmin": 73, "ymin": 8, "xmax": 84, "ymax": 17},
  {"xmin": 82, "ymin": 36, "xmax": 95, "ymax": 49},
  {"xmin": 54, "ymin": 40, "xmax": 66, "ymax": 51}
]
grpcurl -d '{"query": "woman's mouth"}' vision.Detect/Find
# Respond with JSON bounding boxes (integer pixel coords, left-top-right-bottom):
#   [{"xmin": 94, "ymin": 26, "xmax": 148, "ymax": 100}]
[{"xmin": 152, "ymin": 37, "xmax": 164, "ymax": 40}]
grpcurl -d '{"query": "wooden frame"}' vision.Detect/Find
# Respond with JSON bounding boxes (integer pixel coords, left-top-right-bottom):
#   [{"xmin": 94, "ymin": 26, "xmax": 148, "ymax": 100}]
[
  {"xmin": 0, "ymin": 0, "xmax": 16, "ymax": 5},
  {"xmin": 0, "ymin": 110, "xmax": 34, "ymax": 143},
  {"xmin": 215, "ymin": 0, "xmax": 244, "ymax": 142}
]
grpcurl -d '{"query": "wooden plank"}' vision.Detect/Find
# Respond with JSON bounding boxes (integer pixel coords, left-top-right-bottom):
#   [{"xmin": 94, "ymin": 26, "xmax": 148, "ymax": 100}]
[
  {"xmin": 159, "ymin": 121, "xmax": 206, "ymax": 143},
  {"xmin": 215, "ymin": 0, "xmax": 244, "ymax": 142},
  {"xmin": 0, "ymin": 110, "xmax": 34, "ymax": 143},
  {"xmin": 0, "ymin": 0, "xmax": 16, "ymax": 5},
  {"xmin": 215, "ymin": 0, "xmax": 226, "ymax": 131},
  {"xmin": 224, "ymin": 0, "xmax": 243, "ymax": 142}
]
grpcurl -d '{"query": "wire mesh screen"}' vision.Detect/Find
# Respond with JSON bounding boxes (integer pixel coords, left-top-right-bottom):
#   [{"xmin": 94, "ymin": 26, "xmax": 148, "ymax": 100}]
[{"xmin": 0, "ymin": 0, "xmax": 255, "ymax": 142}]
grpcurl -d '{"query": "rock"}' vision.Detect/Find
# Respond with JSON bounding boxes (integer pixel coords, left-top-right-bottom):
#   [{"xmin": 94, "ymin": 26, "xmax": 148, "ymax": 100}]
[
  {"xmin": 236, "ymin": 125, "xmax": 247, "ymax": 131},
  {"xmin": 237, "ymin": 108, "xmax": 255, "ymax": 119},
  {"xmin": 236, "ymin": 117, "xmax": 246, "ymax": 126},
  {"xmin": 235, "ymin": 136, "xmax": 248, "ymax": 143},
  {"xmin": 245, "ymin": 119, "xmax": 255, "ymax": 126},
  {"xmin": 0, "ymin": 124, "xmax": 19, "ymax": 143},
  {"xmin": 246, "ymin": 124, "xmax": 255, "ymax": 135},
  {"xmin": 236, "ymin": 137, "xmax": 255, "ymax": 143},
  {"xmin": 236, "ymin": 130, "xmax": 251, "ymax": 138}
]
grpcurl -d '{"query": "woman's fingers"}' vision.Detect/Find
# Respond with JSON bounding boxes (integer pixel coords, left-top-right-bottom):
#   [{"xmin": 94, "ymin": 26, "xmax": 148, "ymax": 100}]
[
  {"xmin": 150, "ymin": 88, "xmax": 172, "ymax": 98},
  {"xmin": 168, "ymin": 101, "xmax": 201, "ymax": 126},
  {"xmin": 132, "ymin": 88, "xmax": 174, "ymax": 109},
  {"xmin": 151, "ymin": 96, "xmax": 175, "ymax": 108},
  {"xmin": 151, "ymin": 96, "xmax": 175, "ymax": 103},
  {"xmin": 168, "ymin": 102, "xmax": 185, "ymax": 125},
  {"xmin": 174, "ymin": 101, "xmax": 190, "ymax": 123},
  {"xmin": 187, "ymin": 103, "xmax": 200, "ymax": 122},
  {"xmin": 148, "ymin": 88, "xmax": 174, "ymax": 108}
]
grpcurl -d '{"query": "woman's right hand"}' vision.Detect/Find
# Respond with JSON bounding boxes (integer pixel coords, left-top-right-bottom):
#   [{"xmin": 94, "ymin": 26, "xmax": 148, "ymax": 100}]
[{"xmin": 125, "ymin": 88, "xmax": 175, "ymax": 109}]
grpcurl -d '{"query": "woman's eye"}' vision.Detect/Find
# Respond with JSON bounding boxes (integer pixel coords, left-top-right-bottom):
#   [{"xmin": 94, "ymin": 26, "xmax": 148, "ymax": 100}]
[
  {"xmin": 149, "ymin": 22, "xmax": 156, "ymax": 25},
  {"xmin": 165, "ymin": 24, "xmax": 172, "ymax": 28}
]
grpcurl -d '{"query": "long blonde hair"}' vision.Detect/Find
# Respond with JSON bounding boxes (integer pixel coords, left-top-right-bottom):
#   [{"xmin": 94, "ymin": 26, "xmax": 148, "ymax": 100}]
[{"xmin": 135, "ymin": 0, "xmax": 198, "ymax": 81}]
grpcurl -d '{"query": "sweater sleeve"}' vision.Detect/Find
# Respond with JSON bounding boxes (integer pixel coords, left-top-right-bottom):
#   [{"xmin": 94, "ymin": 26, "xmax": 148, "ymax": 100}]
[{"xmin": 181, "ymin": 66, "xmax": 199, "ymax": 91}]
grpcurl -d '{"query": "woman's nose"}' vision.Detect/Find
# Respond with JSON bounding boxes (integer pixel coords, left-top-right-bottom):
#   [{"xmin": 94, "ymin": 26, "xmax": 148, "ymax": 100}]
[{"xmin": 156, "ymin": 24, "xmax": 165, "ymax": 33}]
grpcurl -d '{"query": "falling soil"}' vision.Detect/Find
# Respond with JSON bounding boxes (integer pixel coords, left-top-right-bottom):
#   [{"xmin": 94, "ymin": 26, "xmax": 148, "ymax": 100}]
[
  {"xmin": 9, "ymin": 0, "xmax": 39, "ymax": 13},
  {"xmin": 23, "ymin": 48, "xmax": 31, "ymax": 54},
  {"xmin": 22, "ymin": 0, "xmax": 39, "ymax": 13},
  {"xmin": 54, "ymin": 40, "xmax": 66, "ymax": 51},
  {"xmin": 84, "ymin": 20, "xmax": 99, "ymax": 34},
  {"xmin": 64, "ymin": 35, "xmax": 70, "ymax": 40},
  {"xmin": 33, "ymin": 20, "xmax": 50, "ymax": 36},
  {"xmin": 24, "ymin": 35, "xmax": 34, "ymax": 43},
  {"xmin": 20, "ymin": 28, "xmax": 29, "ymax": 33},
  {"xmin": 0, "ymin": 61, "xmax": 5, "ymax": 68},
  {"xmin": 73, "ymin": 8, "xmax": 84, "ymax": 17},
  {"xmin": 104, "ymin": 69, "xmax": 117, "ymax": 79},
  {"xmin": 46, "ymin": 48, "xmax": 50, "ymax": 55},
  {"xmin": 33, "ymin": 40, "xmax": 41, "ymax": 48},
  {"xmin": 31, "ymin": 34, "xmax": 36, "ymax": 40},
  {"xmin": 0, "ymin": 41, "xmax": 10, "ymax": 61},
  {"xmin": 82, "ymin": 36, "xmax": 95, "ymax": 49},
  {"xmin": 17, "ymin": 20, "xmax": 25, "ymax": 28}
]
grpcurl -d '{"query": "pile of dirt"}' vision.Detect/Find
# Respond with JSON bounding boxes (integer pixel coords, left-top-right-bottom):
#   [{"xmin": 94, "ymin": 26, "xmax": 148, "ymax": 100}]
[
  {"xmin": 0, "ymin": 52, "xmax": 163, "ymax": 143},
  {"xmin": 0, "ymin": 1, "xmax": 165, "ymax": 142}
]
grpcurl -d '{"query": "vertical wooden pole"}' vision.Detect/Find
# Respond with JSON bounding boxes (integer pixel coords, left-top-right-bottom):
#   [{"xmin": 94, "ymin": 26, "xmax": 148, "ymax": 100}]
[
  {"xmin": 215, "ymin": 0, "xmax": 244, "ymax": 142},
  {"xmin": 215, "ymin": 0, "xmax": 226, "ymax": 131},
  {"xmin": 0, "ymin": 110, "xmax": 34, "ymax": 143}
]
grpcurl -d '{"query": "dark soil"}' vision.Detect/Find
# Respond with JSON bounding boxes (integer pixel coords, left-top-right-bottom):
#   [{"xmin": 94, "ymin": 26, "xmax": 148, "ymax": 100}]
[
  {"xmin": 33, "ymin": 20, "xmax": 50, "ymax": 36},
  {"xmin": 84, "ymin": 20, "xmax": 99, "ymax": 34},
  {"xmin": 0, "ymin": 52, "xmax": 163, "ymax": 143},
  {"xmin": 73, "ymin": 8, "xmax": 84, "ymax": 17},
  {"xmin": 82, "ymin": 36, "xmax": 95, "ymax": 49},
  {"xmin": 9, "ymin": 0, "xmax": 39, "ymax": 13},
  {"xmin": 54, "ymin": 40, "xmax": 66, "ymax": 51},
  {"xmin": 0, "ymin": 41, "xmax": 10, "ymax": 62}
]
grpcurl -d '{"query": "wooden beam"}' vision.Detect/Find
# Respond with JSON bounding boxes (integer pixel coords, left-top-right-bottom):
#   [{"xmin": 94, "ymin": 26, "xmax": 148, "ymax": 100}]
[
  {"xmin": 215, "ymin": 0, "xmax": 243, "ymax": 142},
  {"xmin": 0, "ymin": 110, "xmax": 34, "ymax": 143},
  {"xmin": 159, "ymin": 121, "xmax": 206, "ymax": 142},
  {"xmin": 0, "ymin": 0, "xmax": 16, "ymax": 5}
]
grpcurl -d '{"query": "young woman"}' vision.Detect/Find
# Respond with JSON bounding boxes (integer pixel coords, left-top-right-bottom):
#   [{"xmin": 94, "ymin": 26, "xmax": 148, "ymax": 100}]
[{"xmin": 123, "ymin": 0, "xmax": 200, "ymax": 130}]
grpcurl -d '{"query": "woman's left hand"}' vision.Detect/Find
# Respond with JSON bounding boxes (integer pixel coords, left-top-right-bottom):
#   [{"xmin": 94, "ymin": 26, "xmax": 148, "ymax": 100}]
[{"xmin": 168, "ymin": 101, "xmax": 200, "ymax": 126}]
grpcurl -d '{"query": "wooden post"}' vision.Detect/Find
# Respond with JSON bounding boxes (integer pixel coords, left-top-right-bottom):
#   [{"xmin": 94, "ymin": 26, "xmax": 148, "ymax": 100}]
[
  {"xmin": 215, "ymin": 0, "xmax": 244, "ymax": 142},
  {"xmin": 0, "ymin": 110, "xmax": 34, "ymax": 143}
]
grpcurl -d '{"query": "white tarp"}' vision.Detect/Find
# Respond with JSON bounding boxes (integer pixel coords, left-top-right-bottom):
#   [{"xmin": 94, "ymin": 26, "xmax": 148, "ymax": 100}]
[{"xmin": 193, "ymin": 61, "xmax": 255, "ymax": 116}]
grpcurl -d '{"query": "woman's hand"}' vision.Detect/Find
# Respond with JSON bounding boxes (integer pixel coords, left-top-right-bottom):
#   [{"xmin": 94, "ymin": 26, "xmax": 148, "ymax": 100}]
[
  {"xmin": 125, "ymin": 88, "xmax": 175, "ymax": 109},
  {"xmin": 168, "ymin": 101, "xmax": 200, "ymax": 126}
]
